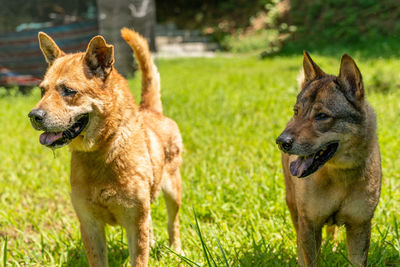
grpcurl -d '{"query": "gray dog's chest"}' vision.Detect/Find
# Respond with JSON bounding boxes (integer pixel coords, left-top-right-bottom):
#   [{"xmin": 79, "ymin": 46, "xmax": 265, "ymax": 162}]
[{"xmin": 296, "ymin": 174, "xmax": 379, "ymax": 225}]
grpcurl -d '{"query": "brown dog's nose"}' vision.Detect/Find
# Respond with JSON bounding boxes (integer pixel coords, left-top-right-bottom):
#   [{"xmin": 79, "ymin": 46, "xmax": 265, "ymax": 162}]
[
  {"xmin": 28, "ymin": 109, "xmax": 47, "ymax": 124},
  {"xmin": 276, "ymin": 133, "xmax": 294, "ymax": 152}
]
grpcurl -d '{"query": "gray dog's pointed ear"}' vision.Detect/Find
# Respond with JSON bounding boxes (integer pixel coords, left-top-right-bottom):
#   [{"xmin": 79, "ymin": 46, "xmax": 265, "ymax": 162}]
[
  {"xmin": 338, "ymin": 54, "xmax": 364, "ymax": 101},
  {"xmin": 85, "ymin": 35, "xmax": 114, "ymax": 78},
  {"xmin": 38, "ymin": 32, "xmax": 65, "ymax": 65},
  {"xmin": 302, "ymin": 51, "xmax": 325, "ymax": 84}
]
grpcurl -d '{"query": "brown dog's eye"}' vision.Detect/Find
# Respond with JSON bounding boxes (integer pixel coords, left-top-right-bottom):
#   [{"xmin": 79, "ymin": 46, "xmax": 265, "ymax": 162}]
[
  {"xmin": 62, "ymin": 86, "xmax": 77, "ymax": 97},
  {"xmin": 294, "ymin": 108, "xmax": 298, "ymax": 116},
  {"xmin": 315, "ymin": 113, "xmax": 329, "ymax": 121}
]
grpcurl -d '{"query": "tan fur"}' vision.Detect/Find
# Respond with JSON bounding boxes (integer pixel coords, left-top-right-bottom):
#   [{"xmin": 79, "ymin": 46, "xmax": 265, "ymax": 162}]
[
  {"xmin": 121, "ymin": 28, "xmax": 162, "ymax": 114},
  {"xmin": 30, "ymin": 29, "xmax": 182, "ymax": 266},
  {"xmin": 277, "ymin": 52, "xmax": 381, "ymax": 267}
]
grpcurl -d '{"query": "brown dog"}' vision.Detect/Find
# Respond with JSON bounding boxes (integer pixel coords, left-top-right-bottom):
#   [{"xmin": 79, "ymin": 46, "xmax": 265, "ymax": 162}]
[
  {"xmin": 276, "ymin": 52, "xmax": 381, "ymax": 266},
  {"xmin": 28, "ymin": 28, "xmax": 183, "ymax": 266}
]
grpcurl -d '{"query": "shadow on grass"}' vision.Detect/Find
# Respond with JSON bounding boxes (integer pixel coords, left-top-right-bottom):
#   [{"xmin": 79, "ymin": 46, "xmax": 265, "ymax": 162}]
[
  {"xmin": 62, "ymin": 240, "xmax": 129, "ymax": 267},
  {"xmin": 236, "ymin": 236, "xmax": 400, "ymax": 267},
  {"xmin": 235, "ymin": 237, "xmax": 298, "ymax": 267},
  {"xmin": 61, "ymin": 234, "xmax": 171, "ymax": 266},
  {"xmin": 60, "ymin": 235, "xmax": 399, "ymax": 267}
]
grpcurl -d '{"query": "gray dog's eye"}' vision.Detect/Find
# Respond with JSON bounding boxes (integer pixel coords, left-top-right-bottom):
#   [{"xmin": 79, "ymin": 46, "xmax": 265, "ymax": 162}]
[
  {"xmin": 315, "ymin": 113, "xmax": 329, "ymax": 121},
  {"xmin": 62, "ymin": 86, "xmax": 77, "ymax": 97}
]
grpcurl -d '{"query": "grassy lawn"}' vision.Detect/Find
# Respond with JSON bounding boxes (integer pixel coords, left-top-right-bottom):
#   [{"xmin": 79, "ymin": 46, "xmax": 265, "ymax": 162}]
[{"xmin": 0, "ymin": 54, "xmax": 399, "ymax": 266}]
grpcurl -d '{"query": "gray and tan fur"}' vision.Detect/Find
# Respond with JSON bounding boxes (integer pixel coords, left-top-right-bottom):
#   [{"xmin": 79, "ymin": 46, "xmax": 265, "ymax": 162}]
[{"xmin": 276, "ymin": 52, "xmax": 381, "ymax": 267}]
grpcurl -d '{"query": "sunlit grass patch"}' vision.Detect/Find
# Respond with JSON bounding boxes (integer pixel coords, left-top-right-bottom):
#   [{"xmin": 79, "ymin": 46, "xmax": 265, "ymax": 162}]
[{"xmin": 0, "ymin": 54, "xmax": 399, "ymax": 266}]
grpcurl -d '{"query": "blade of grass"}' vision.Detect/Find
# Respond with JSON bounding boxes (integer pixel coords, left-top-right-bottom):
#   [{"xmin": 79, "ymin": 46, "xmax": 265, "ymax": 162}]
[
  {"xmin": 203, "ymin": 240, "xmax": 218, "ymax": 267},
  {"xmin": 393, "ymin": 215, "xmax": 399, "ymax": 241},
  {"xmin": 3, "ymin": 236, "xmax": 7, "ymax": 267},
  {"xmin": 212, "ymin": 231, "xmax": 229, "ymax": 267},
  {"xmin": 337, "ymin": 248, "xmax": 354, "ymax": 267},
  {"xmin": 192, "ymin": 208, "xmax": 214, "ymax": 267},
  {"xmin": 164, "ymin": 245, "xmax": 201, "ymax": 267}
]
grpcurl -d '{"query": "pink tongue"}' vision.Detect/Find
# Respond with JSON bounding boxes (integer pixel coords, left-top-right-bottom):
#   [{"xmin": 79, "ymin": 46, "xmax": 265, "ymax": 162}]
[
  {"xmin": 290, "ymin": 156, "xmax": 314, "ymax": 177},
  {"xmin": 39, "ymin": 132, "xmax": 63, "ymax": 146}
]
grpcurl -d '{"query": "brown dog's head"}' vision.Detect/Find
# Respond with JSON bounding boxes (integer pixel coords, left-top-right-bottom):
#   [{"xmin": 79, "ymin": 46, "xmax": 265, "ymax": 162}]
[
  {"xmin": 28, "ymin": 32, "xmax": 116, "ymax": 150},
  {"xmin": 276, "ymin": 52, "xmax": 366, "ymax": 178}
]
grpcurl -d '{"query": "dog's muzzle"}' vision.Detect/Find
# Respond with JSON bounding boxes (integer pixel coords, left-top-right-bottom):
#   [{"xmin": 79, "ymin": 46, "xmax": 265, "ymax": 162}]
[
  {"xmin": 276, "ymin": 132, "xmax": 294, "ymax": 153},
  {"xmin": 28, "ymin": 110, "xmax": 90, "ymax": 148},
  {"xmin": 28, "ymin": 109, "xmax": 47, "ymax": 130}
]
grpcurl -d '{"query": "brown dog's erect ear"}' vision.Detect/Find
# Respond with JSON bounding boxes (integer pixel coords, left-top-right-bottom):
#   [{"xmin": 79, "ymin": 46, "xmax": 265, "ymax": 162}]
[
  {"xmin": 338, "ymin": 54, "xmax": 364, "ymax": 101},
  {"xmin": 302, "ymin": 51, "xmax": 325, "ymax": 84},
  {"xmin": 38, "ymin": 32, "xmax": 65, "ymax": 65},
  {"xmin": 85, "ymin": 36, "xmax": 114, "ymax": 78}
]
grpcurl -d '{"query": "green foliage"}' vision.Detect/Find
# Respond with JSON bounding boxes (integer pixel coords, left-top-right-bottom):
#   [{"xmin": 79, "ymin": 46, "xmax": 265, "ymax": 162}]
[
  {"xmin": 0, "ymin": 54, "xmax": 400, "ymax": 266},
  {"xmin": 157, "ymin": 0, "xmax": 400, "ymax": 54},
  {"xmin": 218, "ymin": 0, "xmax": 297, "ymax": 54},
  {"xmin": 221, "ymin": 29, "xmax": 280, "ymax": 53},
  {"xmin": 190, "ymin": 0, "xmax": 400, "ymax": 54},
  {"xmin": 287, "ymin": 0, "xmax": 400, "ymax": 47}
]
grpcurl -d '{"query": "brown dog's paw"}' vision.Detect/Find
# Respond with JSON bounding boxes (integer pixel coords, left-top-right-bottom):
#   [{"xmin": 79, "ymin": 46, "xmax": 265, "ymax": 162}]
[{"xmin": 173, "ymin": 246, "xmax": 184, "ymax": 257}]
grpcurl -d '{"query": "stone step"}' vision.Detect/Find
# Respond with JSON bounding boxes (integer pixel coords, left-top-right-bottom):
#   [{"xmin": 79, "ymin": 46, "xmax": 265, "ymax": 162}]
[
  {"xmin": 157, "ymin": 42, "xmax": 219, "ymax": 53},
  {"xmin": 155, "ymin": 36, "xmax": 212, "ymax": 46},
  {"xmin": 154, "ymin": 23, "xmax": 218, "ymax": 57},
  {"xmin": 155, "ymin": 29, "xmax": 202, "ymax": 37},
  {"xmin": 155, "ymin": 23, "xmax": 202, "ymax": 38},
  {"xmin": 154, "ymin": 50, "xmax": 216, "ymax": 58}
]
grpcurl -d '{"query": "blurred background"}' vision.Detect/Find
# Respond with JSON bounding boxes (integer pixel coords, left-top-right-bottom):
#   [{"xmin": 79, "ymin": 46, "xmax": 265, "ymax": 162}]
[{"xmin": 1, "ymin": 0, "xmax": 399, "ymax": 92}]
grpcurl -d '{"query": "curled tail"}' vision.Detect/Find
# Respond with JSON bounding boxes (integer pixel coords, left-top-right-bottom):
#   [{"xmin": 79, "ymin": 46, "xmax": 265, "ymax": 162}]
[{"xmin": 121, "ymin": 28, "xmax": 162, "ymax": 113}]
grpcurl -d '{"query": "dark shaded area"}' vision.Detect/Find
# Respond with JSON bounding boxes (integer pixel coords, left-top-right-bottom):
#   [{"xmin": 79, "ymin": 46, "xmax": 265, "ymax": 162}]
[
  {"xmin": 0, "ymin": 0, "xmax": 157, "ymax": 82},
  {"xmin": 0, "ymin": 0, "xmax": 97, "ymax": 33},
  {"xmin": 156, "ymin": 0, "xmax": 400, "ymax": 57},
  {"xmin": 237, "ymin": 237, "xmax": 400, "ymax": 266},
  {"xmin": 275, "ymin": 0, "xmax": 400, "ymax": 58},
  {"xmin": 63, "ymin": 238, "xmax": 130, "ymax": 266},
  {"xmin": 286, "ymin": 0, "xmax": 400, "ymax": 45},
  {"xmin": 156, "ymin": 0, "xmax": 269, "ymax": 46},
  {"xmin": 156, "ymin": 0, "xmax": 268, "ymax": 31}
]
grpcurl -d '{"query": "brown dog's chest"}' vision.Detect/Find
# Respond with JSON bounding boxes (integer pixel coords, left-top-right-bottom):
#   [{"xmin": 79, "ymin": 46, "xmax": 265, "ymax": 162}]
[
  {"xmin": 84, "ymin": 199, "xmax": 119, "ymax": 225},
  {"xmin": 69, "ymin": 150, "xmax": 155, "ymax": 222}
]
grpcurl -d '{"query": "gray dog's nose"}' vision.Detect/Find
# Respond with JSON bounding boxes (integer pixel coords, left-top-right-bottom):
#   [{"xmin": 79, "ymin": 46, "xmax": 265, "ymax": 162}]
[
  {"xmin": 276, "ymin": 133, "xmax": 294, "ymax": 152},
  {"xmin": 28, "ymin": 109, "xmax": 47, "ymax": 124}
]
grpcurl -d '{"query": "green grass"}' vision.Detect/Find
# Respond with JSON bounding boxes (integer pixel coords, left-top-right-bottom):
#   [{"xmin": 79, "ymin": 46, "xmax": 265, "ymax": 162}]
[{"xmin": 1, "ymin": 54, "xmax": 400, "ymax": 266}]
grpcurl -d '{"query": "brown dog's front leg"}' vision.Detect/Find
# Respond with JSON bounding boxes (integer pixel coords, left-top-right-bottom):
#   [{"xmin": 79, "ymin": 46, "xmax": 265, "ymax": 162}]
[
  {"xmin": 346, "ymin": 221, "xmax": 371, "ymax": 267},
  {"xmin": 125, "ymin": 208, "xmax": 150, "ymax": 267},
  {"xmin": 297, "ymin": 217, "xmax": 322, "ymax": 267},
  {"xmin": 80, "ymin": 220, "xmax": 107, "ymax": 267}
]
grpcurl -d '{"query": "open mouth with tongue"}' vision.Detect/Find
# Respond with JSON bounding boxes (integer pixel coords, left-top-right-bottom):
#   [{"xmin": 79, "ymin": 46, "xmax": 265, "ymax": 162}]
[
  {"xmin": 289, "ymin": 142, "xmax": 339, "ymax": 178},
  {"xmin": 39, "ymin": 114, "xmax": 89, "ymax": 148}
]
